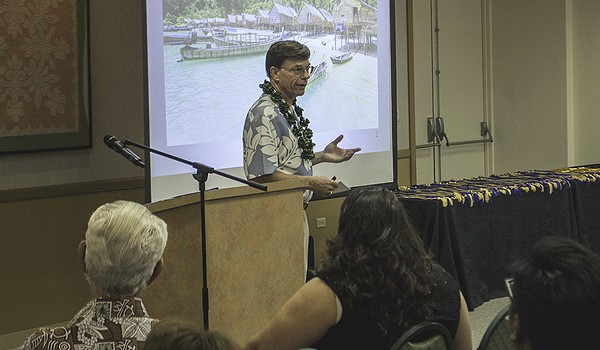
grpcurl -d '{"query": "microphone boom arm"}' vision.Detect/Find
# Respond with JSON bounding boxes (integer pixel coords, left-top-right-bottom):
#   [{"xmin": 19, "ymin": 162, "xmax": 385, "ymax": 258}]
[
  {"xmin": 121, "ymin": 137, "xmax": 267, "ymax": 330},
  {"xmin": 123, "ymin": 139, "xmax": 267, "ymax": 191}
]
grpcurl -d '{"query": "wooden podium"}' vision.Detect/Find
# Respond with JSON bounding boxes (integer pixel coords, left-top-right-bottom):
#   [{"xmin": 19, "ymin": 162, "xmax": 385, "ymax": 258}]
[{"xmin": 143, "ymin": 178, "xmax": 309, "ymax": 345}]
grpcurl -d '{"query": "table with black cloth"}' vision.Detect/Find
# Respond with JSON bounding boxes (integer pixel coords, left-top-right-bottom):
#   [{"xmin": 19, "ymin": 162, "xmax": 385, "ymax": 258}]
[{"xmin": 394, "ymin": 167, "xmax": 600, "ymax": 310}]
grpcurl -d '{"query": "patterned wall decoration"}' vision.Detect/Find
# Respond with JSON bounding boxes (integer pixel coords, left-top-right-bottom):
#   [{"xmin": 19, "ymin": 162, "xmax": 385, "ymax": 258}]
[{"xmin": 0, "ymin": 0, "xmax": 90, "ymax": 153}]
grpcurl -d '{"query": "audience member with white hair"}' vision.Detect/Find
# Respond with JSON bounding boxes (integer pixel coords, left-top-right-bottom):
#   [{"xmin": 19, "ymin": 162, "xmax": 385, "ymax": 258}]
[{"xmin": 19, "ymin": 200, "xmax": 168, "ymax": 350}]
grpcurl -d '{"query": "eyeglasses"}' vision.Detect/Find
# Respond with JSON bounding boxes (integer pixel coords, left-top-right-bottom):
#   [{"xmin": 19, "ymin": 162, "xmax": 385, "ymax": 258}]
[
  {"xmin": 505, "ymin": 277, "xmax": 514, "ymax": 300},
  {"xmin": 281, "ymin": 65, "xmax": 315, "ymax": 76}
]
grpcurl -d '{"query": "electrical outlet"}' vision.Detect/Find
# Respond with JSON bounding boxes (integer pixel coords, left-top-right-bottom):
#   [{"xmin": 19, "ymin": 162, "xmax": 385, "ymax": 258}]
[{"xmin": 316, "ymin": 217, "xmax": 326, "ymax": 228}]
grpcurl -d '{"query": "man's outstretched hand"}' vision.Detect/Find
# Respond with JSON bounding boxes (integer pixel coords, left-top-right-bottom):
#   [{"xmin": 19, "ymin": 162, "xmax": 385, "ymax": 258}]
[{"xmin": 314, "ymin": 135, "xmax": 361, "ymax": 165}]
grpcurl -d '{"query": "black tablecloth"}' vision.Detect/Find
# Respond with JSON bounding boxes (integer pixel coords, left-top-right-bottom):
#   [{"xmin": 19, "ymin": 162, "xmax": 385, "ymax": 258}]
[
  {"xmin": 570, "ymin": 179, "xmax": 600, "ymax": 253},
  {"xmin": 395, "ymin": 168, "xmax": 600, "ymax": 310}
]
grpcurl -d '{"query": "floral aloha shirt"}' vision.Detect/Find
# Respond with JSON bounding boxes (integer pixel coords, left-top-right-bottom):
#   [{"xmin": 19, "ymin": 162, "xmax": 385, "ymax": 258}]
[
  {"xmin": 243, "ymin": 93, "xmax": 313, "ymax": 181},
  {"xmin": 18, "ymin": 297, "xmax": 157, "ymax": 350}
]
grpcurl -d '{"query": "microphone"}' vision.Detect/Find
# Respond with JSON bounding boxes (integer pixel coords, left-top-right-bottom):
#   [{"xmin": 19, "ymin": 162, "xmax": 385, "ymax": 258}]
[{"xmin": 104, "ymin": 135, "xmax": 145, "ymax": 168}]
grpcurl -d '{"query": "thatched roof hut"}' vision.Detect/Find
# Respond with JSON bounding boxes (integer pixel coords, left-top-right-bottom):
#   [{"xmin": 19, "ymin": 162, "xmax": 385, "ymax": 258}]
[{"xmin": 270, "ymin": 2, "xmax": 298, "ymax": 28}]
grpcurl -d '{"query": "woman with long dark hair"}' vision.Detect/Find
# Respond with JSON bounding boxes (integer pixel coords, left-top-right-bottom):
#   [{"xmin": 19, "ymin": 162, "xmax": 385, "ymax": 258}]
[{"xmin": 244, "ymin": 186, "xmax": 472, "ymax": 350}]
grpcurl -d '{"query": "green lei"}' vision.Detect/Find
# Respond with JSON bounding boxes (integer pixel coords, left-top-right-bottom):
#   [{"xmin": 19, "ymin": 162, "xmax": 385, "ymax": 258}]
[{"xmin": 260, "ymin": 80, "xmax": 315, "ymax": 160}]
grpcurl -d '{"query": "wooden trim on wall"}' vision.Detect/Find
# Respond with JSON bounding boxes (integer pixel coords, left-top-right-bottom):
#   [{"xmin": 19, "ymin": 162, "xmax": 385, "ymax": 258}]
[
  {"xmin": 407, "ymin": 0, "xmax": 417, "ymax": 185},
  {"xmin": 0, "ymin": 177, "xmax": 145, "ymax": 203},
  {"xmin": 397, "ymin": 148, "xmax": 411, "ymax": 159}
]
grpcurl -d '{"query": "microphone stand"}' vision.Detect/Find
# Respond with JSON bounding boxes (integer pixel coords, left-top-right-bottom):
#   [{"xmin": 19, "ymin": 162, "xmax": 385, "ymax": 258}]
[{"xmin": 123, "ymin": 139, "xmax": 267, "ymax": 330}]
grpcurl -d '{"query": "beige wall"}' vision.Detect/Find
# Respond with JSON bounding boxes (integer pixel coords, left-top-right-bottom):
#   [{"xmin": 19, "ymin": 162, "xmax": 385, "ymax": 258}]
[
  {"xmin": 0, "ymin": 0, "xmax": 146, "ymax": 191},
  {"xmin": 490, "ymin": 0, "xmax": 569, "ymax": 173},
  {"xmin": 305, "ymin": 197, "xmax": 345, "ymax": 266},
  {"xmin": 0, "ymin": 180, "xmax": 144, "ymax": 336},
  {"xmin": 0, "ymin": 0, "xmax": 147, "ymax": 340},
  {"xmin": 571, "ymin": 0, "xmax": 600, "ymax": 166},
  {"xmin": 412, "ymin": 0, "xmax": 600, "ymax": 180}
]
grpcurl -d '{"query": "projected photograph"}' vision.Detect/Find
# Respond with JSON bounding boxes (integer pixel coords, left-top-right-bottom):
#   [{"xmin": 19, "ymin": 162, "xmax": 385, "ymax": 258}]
[
  {"xmin": 146, "ymin": 0, "xmax": 395, "ymax": 200},
  {"xmin": 160, "ymin": 0, "xmax": 379, "ymax": 147}
]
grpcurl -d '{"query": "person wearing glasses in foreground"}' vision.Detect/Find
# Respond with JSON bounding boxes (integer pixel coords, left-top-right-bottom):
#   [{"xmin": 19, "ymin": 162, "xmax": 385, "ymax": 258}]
[
  {"xmin": 243, "ymin": 187, "xmax": 472, "ymax": 350},
  {"xmin": 243, "ymin": 40, "xmax": 361, "ymax": 199},
  {"xmin": 243, "ymin": 40, "xmax": 361, "ymax": 272},
  {"xmin": 506, "ymin": 235, "xmax": 600, "ymax": 350}
]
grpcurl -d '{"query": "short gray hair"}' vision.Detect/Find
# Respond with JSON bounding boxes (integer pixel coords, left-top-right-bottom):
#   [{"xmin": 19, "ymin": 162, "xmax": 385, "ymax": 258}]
[{"xmin": 84, "ymin": 200, "xmax": 168, "ymax": 297}]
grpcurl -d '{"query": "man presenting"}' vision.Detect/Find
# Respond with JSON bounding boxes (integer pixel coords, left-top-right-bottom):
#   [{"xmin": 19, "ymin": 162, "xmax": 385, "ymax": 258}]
[
  {"xmin": 243, "ymin": 40, "xmax": 360, "ymax": 199},
  {"xmin": 243, "ymin": 40, "xmax": 360, "ymax": 273}
]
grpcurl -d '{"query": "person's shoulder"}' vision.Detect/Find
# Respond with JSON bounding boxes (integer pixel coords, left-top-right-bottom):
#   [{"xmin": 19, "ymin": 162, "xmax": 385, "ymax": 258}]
[
  {"xmin": 18, "ymin": 326, "xmax": 71, "ymax": 350},
  {"xmin": 432, "ymin": 263, "xmax": 452, "ymax": 277},
  {"xmin": 294, "ymin": 277, "xmax": 338, "ymax": 306},
  {"xmin": 288, "ymin": 277, "xmax": 340, "ymax": 327},
  {"xmin": 431, "ymin": 263, "xmax": 459, "ymax": 290},
  {"xmin": 307, "ymin": 276, "xmax": 335, "ymax": 292},
  {"xmin": 248, "ymin": 94, "xmax": 279, "ymax": 118}
]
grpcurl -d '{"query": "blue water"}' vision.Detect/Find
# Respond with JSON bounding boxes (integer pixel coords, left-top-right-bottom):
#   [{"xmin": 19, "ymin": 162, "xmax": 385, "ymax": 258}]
[{"xmin": 163, "ymin": 34, "xmax": 378, "ymax": 146}]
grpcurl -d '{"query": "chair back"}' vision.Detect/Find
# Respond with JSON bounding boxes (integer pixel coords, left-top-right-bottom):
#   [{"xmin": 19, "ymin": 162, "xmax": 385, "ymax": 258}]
[
  {"xmin": 477, "ymin": 305, "xmax": 515, "ymax": 350},
  {"xmin": 390, "ymin": 321, "xmax": 452, "ymax": 350}
]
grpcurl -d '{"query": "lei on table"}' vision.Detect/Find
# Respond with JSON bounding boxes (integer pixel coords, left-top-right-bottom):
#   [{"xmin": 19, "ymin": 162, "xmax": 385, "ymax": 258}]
[
  {"xmin": 260, "ymin": 80, "xmax": 315, "ymax": 160},
  {"xmin": 395, "ymin": 168, "xmax": 600, "ymax": 207}
]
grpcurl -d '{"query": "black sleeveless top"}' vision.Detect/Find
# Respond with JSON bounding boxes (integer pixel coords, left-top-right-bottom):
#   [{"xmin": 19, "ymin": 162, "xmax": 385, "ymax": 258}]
[{"xmin": 311, "ymin": 264, "xmax": 460, "ymax": 350}]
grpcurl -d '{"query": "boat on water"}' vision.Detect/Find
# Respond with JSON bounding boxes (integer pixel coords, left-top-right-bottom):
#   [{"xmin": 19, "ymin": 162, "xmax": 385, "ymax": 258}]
[
  {"xmin": 164, "ymin": 28, "xmax": 213, "ymax": 46},
  {"xmin": 179, "ymin": 33, "xmax": 282, "ymax": 60},
  {"xmin": 330, "ymin": 51, "xmax": 354, "ymax": 64},
  {"xmin": 308, "ymin": 61, "xmax": 328, "ymax": 84}
]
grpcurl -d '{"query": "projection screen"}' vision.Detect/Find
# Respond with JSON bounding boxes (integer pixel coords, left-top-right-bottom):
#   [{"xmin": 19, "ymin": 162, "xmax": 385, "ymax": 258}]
[{"xmin": 143, "ymin": 0, "xmax": 398, "ymax": 201}]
